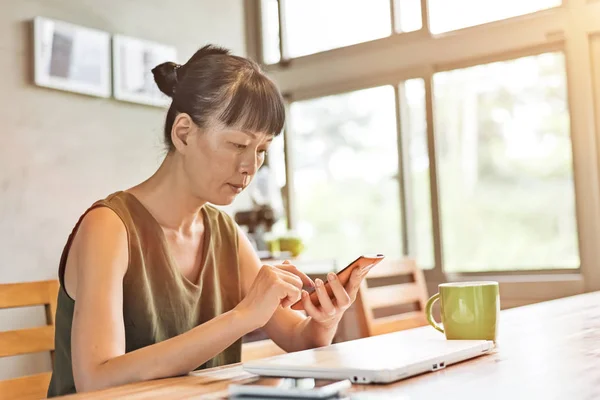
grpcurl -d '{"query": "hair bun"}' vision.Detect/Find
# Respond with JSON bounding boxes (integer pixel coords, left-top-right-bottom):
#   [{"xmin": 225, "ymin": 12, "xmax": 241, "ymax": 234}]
[{"xmin": 152, "ymin": 61, "xmax": 180, "ymax": 97}]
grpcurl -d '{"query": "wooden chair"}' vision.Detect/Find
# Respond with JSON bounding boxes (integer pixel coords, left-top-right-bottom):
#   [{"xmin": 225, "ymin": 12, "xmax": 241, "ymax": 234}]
[
  {"xmin": 241, "ymin": 338, "xmax": 286, "ymax": 362},
  {"xmin": 0, "ymin": 280, "xmax": 59, "ymax": 400},
  {"xmin": 354, "ymin": 258, "xmax": 429, "ymax": 337}
]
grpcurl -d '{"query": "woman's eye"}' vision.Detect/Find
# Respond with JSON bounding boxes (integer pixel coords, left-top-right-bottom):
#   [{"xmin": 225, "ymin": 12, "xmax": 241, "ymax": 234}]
[
  {"xmin": 232, "ymin": 143, "xmax": 247, "ymax": 150},
  {"xmin": 258, "ymin": 149, "xmax": 268, "ymax": 155}
]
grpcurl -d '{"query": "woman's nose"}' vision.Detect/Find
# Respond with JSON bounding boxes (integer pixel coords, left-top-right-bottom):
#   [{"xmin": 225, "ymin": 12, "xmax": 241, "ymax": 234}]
[{"xmin": 239, "ymin": 153, "xmax": 259, "ymax": 176}]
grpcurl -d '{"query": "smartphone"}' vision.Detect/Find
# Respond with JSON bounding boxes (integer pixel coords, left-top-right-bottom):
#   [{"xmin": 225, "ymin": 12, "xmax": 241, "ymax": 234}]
[
  {"xmin": 228, "ymin": 377, "xmax": 351, "ymax": 399},
  {"xmin": 290, "ymin": 254, "xmax": 385, "ymax": 311}
]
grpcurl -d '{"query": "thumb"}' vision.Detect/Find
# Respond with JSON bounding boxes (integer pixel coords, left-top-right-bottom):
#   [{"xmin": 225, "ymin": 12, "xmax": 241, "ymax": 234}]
[{"xmin": 282, "ymin": 260, "xmax": 291, "ymax": 265}]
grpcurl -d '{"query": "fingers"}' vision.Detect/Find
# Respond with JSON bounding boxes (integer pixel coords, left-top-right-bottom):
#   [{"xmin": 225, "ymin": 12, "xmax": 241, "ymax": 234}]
[
  {"xmin": 262, "ymin": 263, "xmax": 303, "ymax": 289},
  {"xmin": 345, "ymin": 266, "xmax": 369, "ymax": 299},
  {"xmin": 275, "ymin": 268, "xmax": 304, "ymax": 289},
  {"xmin": 278, "ymin": 280, "xmax": 302, "ymax": 308},
  {"xmin": 314, "ymin": 278, "xmax": 336, "ymax": 316},
  {"xmin": 277, "ymin": 261, "xmax": 315, "ymax": 288},
  {"xmin": 259, "ymin": 265, "xmax": 301, "ymax": 305},
  {"xmin": 301, "ymin": 290, "xmax": 327, "ymax": 320},
  {"xmin": 327, "ymin": 272, "xmax": 351, "ymax": 310}
]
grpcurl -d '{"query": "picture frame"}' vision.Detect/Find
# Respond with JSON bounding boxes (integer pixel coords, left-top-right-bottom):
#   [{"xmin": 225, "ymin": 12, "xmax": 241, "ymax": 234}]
[
  {"xmin": 112, "ymin": 34, "xmax": 177, "ymax": 107},
  {"xmin": 33, "ymin": 17, "xmax": 111, "ymax": 98}
]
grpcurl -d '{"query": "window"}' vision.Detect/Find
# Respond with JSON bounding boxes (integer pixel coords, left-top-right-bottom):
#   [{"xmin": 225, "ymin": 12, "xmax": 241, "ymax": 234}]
[
  {"xmin": 433, "ymin": 52, "xmax": 579, "ymax": 272},
  {"xmin": 428, "ymin": 0, "xmax": 562, "ymax": 34},
  {"xmin": 264, "ymin": 134, "xmax": 288, "ymax": 233},
  {"xmin": 394, "ymin": 0, "xmax": 423, "ymax": 32},
  {"xmin": 260, "ymin": 0, "xmax": 562, "ymax": 63},
  {"xmin": 253, "ymin": 0, "xmax": 600, "ymax": 305},
  {"xmin": 261, "ymin": 0, "xmax": 281, "ymax": 65},
  {"xmin": 400, "ymin": 79, "xmax": 434, "ymax": 269},
  {"xmin": 289, "ymin": 86, "xmax": 402, "ymax": 267},
  {"xmin": 262, "ymin": 0, "xmax": 392, "ymax": 63}
]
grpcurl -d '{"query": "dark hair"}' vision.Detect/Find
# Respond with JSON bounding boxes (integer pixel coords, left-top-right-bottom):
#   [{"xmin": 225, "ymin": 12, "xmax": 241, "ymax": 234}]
[{"xmin": 151, "ymin": 45, "xmax": 285, "ymax": 151}]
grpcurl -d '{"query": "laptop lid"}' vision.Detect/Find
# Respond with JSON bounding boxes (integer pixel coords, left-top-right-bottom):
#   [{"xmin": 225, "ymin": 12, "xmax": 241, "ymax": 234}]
[{"xmin": 243, "ymin": 333, "xmax": 494, "ymax": 384}]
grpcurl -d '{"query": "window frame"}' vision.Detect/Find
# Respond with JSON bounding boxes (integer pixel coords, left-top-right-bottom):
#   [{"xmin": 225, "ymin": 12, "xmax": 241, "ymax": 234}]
[{"xmin": 245, "ymin": 0, "xmax": 600, "ymax": 306}]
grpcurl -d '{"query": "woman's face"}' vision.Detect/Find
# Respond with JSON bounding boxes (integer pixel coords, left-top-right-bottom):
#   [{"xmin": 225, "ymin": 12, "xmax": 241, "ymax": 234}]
[{"xmin": 182, "ymin": 120, "xmax": 273, "ymax": 205}]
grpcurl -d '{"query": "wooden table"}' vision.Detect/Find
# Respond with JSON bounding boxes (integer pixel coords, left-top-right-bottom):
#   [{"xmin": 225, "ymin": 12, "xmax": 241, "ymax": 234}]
[{"xmin": 55, "ymin": 292, "xmax": 600, "ymax": 399}]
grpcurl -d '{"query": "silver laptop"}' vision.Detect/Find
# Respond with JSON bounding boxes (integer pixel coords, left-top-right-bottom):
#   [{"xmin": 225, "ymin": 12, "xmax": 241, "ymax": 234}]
[{"xmin": 243, "ymin": 332, "xmax": 494, "ymax": 384}]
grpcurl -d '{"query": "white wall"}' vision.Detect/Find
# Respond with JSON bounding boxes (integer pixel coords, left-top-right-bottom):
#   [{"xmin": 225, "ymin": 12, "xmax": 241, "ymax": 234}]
[{"xmin": 0, "ymin": 0, "xmax": 248, "ymax": 380}]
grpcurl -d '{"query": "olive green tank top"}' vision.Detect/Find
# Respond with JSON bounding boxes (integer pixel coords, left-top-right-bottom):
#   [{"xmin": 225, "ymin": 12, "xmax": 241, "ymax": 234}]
[{"xmin": 47, "ymin": 191, "xmax": 242, "ymax": 397}]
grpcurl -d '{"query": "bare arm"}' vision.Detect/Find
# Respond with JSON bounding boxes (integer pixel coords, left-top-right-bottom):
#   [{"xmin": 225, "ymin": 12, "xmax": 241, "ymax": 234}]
[{"xmin": 69, "ymin": 208, "xmax": 256, "ymax": 393}]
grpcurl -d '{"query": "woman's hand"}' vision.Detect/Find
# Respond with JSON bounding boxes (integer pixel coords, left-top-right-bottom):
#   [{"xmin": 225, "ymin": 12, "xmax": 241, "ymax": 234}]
[
  {"xmin": 300, "ymin": 265, "xmax": 369, "ymax": 329},
  {"xmin": 235, "ymin": 261, "xmax": 314, "ymax": 330},
  {"xmin": 275, "ymin": 260, "xmax": 315, "ymax": 290}
]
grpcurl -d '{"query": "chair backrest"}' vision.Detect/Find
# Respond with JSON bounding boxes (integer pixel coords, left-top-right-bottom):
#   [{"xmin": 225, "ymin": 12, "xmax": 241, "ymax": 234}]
[
  {"xmin": 0, "ymin": 280, "xmax": 59, "ymax": 400},
  {"xmin": 354, "ymin": 258, "xmax": 429, "ymax": 337}
]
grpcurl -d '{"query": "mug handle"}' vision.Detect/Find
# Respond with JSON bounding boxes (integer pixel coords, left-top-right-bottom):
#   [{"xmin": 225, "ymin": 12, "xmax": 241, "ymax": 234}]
[{"xmin": 425, "ymin": 293, "xmax": 444, "ymax": 333}]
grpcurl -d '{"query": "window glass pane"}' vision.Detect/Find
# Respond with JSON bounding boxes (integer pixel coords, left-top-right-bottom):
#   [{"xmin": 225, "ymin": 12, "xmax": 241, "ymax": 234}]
[
  {"xmin": 267, "ymin": 134, "xmax": 287, "ymax": 191},
  {"xmin": 394, "ymin": 0, "xmax": 423, "ymax": 32},
  {"xmin": 290, "ymin": 86, "xmax": 402, "ymax": 268},
  {"xmin": 261, "ymin": 0, "xmax": 281, "ymax": 64},
  {"xmin": 284, "ymin": 0, "xmax": 392, "ymax": 58},
  {"xmin": 265, "ymin": 134, "xmax": 288, "ymax": 235},
  {"xmin": 433, "ymin": 52, "xmax": 579, "ymax": 272},
  {"xmin": 428, "ymin": 0, "xmax": 561, "ymax": 34},
  {"xmin": 400, "ymin": 79, "xmax": 434, "ymax": 269}
]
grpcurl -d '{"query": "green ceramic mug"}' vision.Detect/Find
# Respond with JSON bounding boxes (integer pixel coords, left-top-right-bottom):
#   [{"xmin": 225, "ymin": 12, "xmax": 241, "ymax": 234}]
[{"xmin": 425, "ymin": 281, "xmax": 500, "ymax": 342}]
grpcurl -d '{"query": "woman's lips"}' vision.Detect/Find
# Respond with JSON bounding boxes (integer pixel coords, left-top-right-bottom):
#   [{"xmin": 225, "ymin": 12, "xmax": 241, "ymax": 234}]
[{"xmin": 227, "ymin": 183, "xmax": 243, "ymax": 193}]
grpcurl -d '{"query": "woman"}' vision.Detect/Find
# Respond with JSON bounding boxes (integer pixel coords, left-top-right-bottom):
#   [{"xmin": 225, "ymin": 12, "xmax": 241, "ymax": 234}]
[{"xmin": 47, "ymin": 44, "xmax": 371, "ymax": 397}]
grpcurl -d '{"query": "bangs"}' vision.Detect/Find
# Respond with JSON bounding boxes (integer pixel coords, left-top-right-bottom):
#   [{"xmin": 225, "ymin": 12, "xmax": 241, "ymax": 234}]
[{"xmin": 218, "ymin": 71, "xmax": 285, "ymax": 135}]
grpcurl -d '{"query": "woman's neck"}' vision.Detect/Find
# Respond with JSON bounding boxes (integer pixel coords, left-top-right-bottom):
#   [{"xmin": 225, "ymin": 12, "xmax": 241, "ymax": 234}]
[{"xmin": 127, "ymin": 153, "xmax": 206, "ymax": 235}]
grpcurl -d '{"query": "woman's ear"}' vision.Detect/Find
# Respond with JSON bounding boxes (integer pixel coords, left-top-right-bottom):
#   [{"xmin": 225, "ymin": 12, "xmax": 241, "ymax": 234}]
[{"xmin": 171, "ymin": 113, "xmax": 194, "ymax": 152}]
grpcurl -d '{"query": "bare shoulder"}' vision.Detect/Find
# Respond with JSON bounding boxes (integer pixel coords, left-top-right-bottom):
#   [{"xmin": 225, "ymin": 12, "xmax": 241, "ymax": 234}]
[
  {"xmin": 65, "ymin": 206, "xmax": 129, "ymax": 299},
  {"xmin": 77, "ymin": 206, "xmax": 127, "ymax": 241}
]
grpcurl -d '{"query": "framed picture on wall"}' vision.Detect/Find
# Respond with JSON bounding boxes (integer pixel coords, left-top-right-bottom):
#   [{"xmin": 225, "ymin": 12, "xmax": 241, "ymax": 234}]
[
  {"xmin": 33, "ymin": 17, "xmax": 111, "ymax": 98},
  {"xmin": 112, "ymin": 34, "xmax": 177, "ymax": 107}
]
